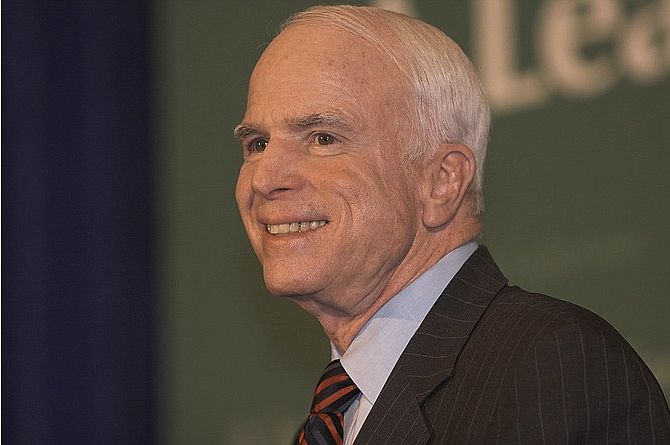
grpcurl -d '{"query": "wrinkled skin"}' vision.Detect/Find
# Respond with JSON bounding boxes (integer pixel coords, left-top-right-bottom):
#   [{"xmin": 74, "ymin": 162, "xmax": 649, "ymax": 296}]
[{"xmin": 235, "ymin": 24, "xmax": 478, "ymax": 351}]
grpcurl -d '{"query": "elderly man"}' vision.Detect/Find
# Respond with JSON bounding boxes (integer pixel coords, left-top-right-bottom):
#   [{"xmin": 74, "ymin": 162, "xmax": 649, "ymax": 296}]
[{"xmin": 234, "ymin": 5, "xmax": 670, "ymax": 444}]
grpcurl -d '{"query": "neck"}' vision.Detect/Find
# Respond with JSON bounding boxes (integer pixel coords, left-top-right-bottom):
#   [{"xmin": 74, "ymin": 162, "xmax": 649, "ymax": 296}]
[{"xmin": 306, "ymin": 220, "xmax": 481, "ymax": 353}]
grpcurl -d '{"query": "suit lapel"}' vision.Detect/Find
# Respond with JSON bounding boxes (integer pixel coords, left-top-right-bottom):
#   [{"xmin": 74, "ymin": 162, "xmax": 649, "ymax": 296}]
[
  {"xmin": 353, "ymin": 246, "xmax": 507, "ymax": 444},
  {"xmin": 351, "ymin": 366, "xmax": 430, "ymax": 445}
]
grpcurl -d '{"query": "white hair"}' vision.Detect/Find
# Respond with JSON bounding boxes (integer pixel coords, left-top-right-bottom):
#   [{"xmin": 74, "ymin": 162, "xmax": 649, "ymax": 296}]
[{"xmin": 281, "ymin": 5, "xmax": 490, "ymax": 214}]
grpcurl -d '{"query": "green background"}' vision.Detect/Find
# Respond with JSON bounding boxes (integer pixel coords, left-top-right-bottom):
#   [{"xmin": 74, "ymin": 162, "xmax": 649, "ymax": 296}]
[{"xmin": 153, "ymin": 1, "xmax": 669, "ymax": 443}]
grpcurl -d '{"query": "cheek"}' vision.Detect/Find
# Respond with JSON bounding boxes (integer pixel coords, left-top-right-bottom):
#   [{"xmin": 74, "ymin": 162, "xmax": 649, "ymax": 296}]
[
  {"xmin": 365, "ymin": 164, "xmax": 416, "ymax": 212},
  {"xmin": 235, "ymin": 166, "xmax": 263, "ymax": 252},
  {"xmin": 235, "ymin": 165, "xmax": 254, "ymax": 213},
  {"xmin": 341, "ymin": 169, "xmax": 416, "ymax": 235}
]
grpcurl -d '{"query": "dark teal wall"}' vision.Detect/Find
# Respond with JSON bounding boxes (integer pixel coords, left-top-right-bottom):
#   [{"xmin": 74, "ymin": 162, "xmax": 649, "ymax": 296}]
[{"xmin": 154, "ymin": 1, "xmax": 669, "ymax": 443}]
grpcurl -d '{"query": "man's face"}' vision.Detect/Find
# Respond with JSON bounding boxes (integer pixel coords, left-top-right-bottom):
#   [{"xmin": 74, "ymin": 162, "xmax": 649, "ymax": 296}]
[{"xmin": 235, "ymin": 25, "xmax": 423, "ymax": 316}]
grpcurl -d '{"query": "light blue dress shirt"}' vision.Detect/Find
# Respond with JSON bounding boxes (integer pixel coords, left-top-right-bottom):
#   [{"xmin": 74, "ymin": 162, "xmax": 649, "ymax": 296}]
[{"xmin": 331, "ymin": 241, "xmax": 478, "ymax": 445}]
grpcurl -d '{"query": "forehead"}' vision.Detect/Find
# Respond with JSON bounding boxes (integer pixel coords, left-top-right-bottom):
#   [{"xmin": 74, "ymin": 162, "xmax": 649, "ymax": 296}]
[
  {"xmin": 256, "ymin": 23, "xmax": 384, "ymax": 75},
  {"xmin": 244, "ymin": 24, "xmax": 404, "ymax": 125}
]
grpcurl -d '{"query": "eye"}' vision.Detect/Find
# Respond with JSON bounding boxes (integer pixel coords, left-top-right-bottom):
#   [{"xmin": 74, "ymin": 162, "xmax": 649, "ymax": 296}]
[
  {"xmin": 314, "ymin": 133, "xmax": 337, "ymax": 146},
  {"xmin": 249, "ymin": 138, "xmax": 268, "ymax": 153}
]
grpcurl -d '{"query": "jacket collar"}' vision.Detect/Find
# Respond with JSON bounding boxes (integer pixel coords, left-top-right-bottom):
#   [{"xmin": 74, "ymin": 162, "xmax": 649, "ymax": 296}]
[{"xmin": 353, "ymin": 246, "xmax": 508, "ymax": 444}]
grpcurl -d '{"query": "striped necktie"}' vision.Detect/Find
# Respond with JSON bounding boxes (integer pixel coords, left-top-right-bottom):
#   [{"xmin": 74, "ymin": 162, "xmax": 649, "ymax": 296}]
[{"xmin": 296, "ymin": 359, "xmax": 360, "ymax": 445}]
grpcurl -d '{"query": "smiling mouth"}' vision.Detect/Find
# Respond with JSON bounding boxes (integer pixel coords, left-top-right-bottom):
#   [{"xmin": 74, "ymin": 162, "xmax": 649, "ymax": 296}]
[{"xmin": 266, "ymin": 220, "xmax": 328, "ymax": 236}]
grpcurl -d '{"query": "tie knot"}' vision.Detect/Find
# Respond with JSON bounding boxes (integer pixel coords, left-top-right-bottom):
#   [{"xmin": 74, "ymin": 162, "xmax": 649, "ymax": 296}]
[
  {"xmin": 296, "ymin": 360, "xmax": 361, "ymax": 445},
  {"xmin": 310, "ymin": 359, "xmax": 359, "ymax": 414}
]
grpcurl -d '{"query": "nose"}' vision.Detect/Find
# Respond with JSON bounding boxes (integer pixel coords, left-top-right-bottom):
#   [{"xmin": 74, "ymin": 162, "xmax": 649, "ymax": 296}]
[{"xmin": 250, "ymin": 139, "xmax": 305, "ymax": 199}]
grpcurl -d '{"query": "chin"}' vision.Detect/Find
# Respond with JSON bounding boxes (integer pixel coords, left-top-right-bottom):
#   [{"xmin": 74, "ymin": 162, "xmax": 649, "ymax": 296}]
[
  {"xmin": 264, "ymin": 271, "xmax": 332, "ymax": 304},
  {"xmin": 263, "ymin": 270, "xmax": 310, "ymax": 297}
]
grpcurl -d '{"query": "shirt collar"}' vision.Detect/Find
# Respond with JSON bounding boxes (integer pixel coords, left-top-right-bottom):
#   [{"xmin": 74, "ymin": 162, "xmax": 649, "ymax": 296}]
[{"xmin": 332, "ymin": 241, "xmax": 478, "ymax": 404}]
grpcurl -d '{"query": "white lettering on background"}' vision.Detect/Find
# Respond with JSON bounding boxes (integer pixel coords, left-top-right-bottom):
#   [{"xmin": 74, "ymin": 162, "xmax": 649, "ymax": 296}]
[
  {"xmin": 473, "ymin": 0, "xmax": 670, "ymax": 113},
  {"xmin": 473, "ymin": 0, "xmax": 550, "ymax": 111},
  {"xmin": 619, "ymin": 0, "xmax": 670, "ymax": 83},
  {"xmin": 538, "ymin": 0, "xmax": 620, "ymax": 97}
]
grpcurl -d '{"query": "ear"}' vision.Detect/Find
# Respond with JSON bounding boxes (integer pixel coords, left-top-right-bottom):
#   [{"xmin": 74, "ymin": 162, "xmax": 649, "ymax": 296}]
[{"xmin": 422, "ymin": 143, "xmax": 476, "ymax": 228}]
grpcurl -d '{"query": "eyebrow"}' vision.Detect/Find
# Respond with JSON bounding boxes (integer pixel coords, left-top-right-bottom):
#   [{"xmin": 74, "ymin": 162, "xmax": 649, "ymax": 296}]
[
  {"xmin": 287, "ymin": 111, "xmax": 352, "ymax": 130},
  {"xmin": 233, "ymin": 123, "xmax": 258, "ymax": 140},
  {"xmin": 233, "ymin": 111, "xmax": 353, "ymax": 140}
]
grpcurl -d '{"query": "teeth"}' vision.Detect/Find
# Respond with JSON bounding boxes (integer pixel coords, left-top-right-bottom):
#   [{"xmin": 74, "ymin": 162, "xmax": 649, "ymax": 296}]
[{"xmin": 267, "ymin": 220, "xmax": 327, "ymax": 236}]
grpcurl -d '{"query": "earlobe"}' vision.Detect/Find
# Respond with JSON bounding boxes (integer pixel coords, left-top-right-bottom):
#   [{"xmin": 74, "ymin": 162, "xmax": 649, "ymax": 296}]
[{"xmin": 422, "ymin": 144, "xmax": 476, "ymax": 228}]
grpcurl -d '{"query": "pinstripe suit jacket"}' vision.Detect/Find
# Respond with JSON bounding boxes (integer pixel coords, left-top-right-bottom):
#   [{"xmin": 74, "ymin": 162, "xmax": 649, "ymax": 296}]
[{"xmin": 352, "ymin": 246, "xmax": 670, "ymax": 444}]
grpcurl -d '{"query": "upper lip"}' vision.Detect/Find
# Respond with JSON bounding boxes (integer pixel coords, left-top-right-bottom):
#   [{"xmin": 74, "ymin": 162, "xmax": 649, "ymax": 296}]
[
  {"xmin": 256, "ymin": 208, "xmax": 327, "ymax": 227},
  {"xmin": 253, "ymin": 203, "xmax": 329, "ymax": 232},
  {"xmin": 263, "ymin": 218, "xmax": 326, "ymax": 225}
]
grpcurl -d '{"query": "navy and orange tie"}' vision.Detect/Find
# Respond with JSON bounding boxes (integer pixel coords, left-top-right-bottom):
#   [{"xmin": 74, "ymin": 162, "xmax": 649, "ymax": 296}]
[{"xmin": 296, "ymin": 359, "xmax": 360, "ymax": 445}]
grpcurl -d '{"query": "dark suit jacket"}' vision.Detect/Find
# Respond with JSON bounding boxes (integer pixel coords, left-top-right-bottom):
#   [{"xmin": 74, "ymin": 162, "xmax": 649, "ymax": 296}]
[{"xmin": 352, "ymin": 246, "xmax": 670, "ymax": 444}]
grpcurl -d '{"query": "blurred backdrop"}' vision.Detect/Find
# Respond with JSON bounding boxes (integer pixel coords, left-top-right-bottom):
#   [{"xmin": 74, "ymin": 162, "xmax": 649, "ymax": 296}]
[{"xmin": 4, "ymin": 0, "xmax": 669, "ymax": 444}]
